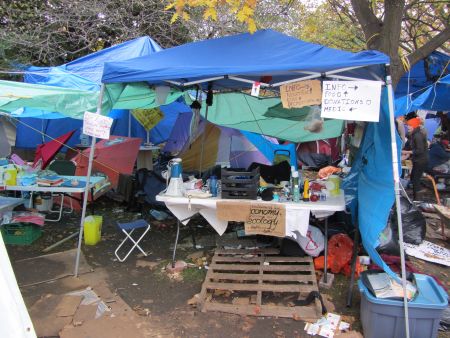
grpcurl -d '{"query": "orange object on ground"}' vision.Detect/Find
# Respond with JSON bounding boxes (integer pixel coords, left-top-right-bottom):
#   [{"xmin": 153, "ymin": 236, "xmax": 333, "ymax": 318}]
[{"xmin": 314, "ymin": 233, "xmax": 354, "ymax": 274}]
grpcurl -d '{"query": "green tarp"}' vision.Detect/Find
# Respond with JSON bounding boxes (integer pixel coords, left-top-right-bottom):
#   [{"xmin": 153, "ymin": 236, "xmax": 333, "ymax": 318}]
[
  {"xmin": 0, "ymin": 80, "xmax": 183, "ymax": 119},
  {"xmin": 199, "ymin": 93, "xmax": 344, "ymax": 143},
  {"xmin": 0, "ymin": 80, "xmax": 343, "ymax": 143}
]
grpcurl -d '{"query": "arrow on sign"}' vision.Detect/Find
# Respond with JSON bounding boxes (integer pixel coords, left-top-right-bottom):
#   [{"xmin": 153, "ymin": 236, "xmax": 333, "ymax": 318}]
[
  {"xmin": 348, "ymin": 85, "xmax": 358, "ymax": 90},
  {"xmin": 343, "ymin": 91, "xmax": 348, "ymax": 96},
  {"xmin": 349, "ymin": 107, "xmax": 357, "ymax": 112}
]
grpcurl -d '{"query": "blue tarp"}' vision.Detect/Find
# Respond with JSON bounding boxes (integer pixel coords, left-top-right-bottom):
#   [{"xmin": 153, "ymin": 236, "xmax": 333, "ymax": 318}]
[
  {"xmin": 344, "ymin": 89, "xmax": 401, "ymax": 276},
  {"xmin": 17, "ymin": 36, "xmax": 188, "ymax": 148},
  {"xmin": 395, "ymin": 74, "xmax": 450, "ymax": 117},
  {"xmin": 15, "ymin": 100, "xmax": 190, "ymax": 148},
  {"xmin": 396, "ymin": 51, "xmax": 449, "ymax": 98},
  {"xmin": 102, "ymin": 29, "xmax": 388, "ymax": 87}
]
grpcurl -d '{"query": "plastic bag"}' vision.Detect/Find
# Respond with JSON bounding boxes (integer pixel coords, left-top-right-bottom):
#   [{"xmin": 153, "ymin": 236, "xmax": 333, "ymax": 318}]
[
  {"xmin": 328, "ymin": 233, "xmax": 353, "ymax": 273},
  {"xmin": 304, "ymin": 106, "xmax": 323, "ymax": 133},
  {"xmin": 377, "ymin": 196, "xmax": 426, "ymax": 254},
  {"xmin": 296, "ymin": 225, "xmax": 325, "ymax": 257},
  {"xmin": 377, "ymin": 219, "xmax": 400, "ymax": 255},
  {"xmin": 313, "ymin": 233, "xmax": 355, "ymax": 274}
]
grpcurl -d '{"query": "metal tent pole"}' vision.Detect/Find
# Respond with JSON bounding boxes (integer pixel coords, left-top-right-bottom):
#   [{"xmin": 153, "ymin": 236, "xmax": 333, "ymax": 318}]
[
  {"xmin": 74, "ymin": 84, "xmax": 105, "ymax": 277},
  {"xmin": 198, "ymin": 104, "xmax": 209, "ymax": 174},
  {"xmin": 386, "ymin": 66, "xmax": 410, "ymax": 338}
]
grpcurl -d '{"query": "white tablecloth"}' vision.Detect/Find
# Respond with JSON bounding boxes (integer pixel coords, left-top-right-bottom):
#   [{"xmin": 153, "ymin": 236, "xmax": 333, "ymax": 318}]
[{"xmin": 156, "ymin": 190, "xmax": 346, "ymax": 237}]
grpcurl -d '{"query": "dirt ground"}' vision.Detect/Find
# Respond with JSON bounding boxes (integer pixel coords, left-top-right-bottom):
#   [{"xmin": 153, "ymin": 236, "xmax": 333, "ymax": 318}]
[{"xmin": 5, "ymin": 190, "xmax": 450, "ymax": 338}]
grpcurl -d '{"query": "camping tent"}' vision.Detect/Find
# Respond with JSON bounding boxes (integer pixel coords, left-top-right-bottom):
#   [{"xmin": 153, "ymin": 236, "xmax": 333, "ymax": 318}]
[
  {"xmin": 164, "ymin": 112, "xmax": 272, "ymax": 170},
  {"xmin": 15, "ymin": 37, "xmax": 189, "ymax": 149}
]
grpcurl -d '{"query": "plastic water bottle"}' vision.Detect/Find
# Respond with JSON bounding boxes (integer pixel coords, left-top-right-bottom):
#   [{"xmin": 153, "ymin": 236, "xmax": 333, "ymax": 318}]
[
  {"xmin": 293, "ymin": 184, "xmax": 300, "ymax": 202},
  {"xmin": 210, "ymin": 176, "xmax": 218, "ymax": 197},
  {"xmin": 292, "ymin": 171, "xmax": 299, "ymax": 201}
]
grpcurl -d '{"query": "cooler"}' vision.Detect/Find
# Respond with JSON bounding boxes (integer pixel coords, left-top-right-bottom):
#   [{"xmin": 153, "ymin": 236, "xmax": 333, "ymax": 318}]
[{"xmin": 358, "ymin": 274, "xmax": 448, "ymax": 338}]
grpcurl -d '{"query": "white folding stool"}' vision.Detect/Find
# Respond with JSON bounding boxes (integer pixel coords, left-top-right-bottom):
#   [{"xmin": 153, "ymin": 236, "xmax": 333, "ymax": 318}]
[{"xmin": 114, "ymin": 219, "xmax": 151, "ymax": 262}]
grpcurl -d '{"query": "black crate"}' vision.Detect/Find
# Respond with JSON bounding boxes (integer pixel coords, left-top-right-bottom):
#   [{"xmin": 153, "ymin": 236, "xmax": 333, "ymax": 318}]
[{"xmin": 221, "ymin": 168, "xmax": 259, "ymax": 200}]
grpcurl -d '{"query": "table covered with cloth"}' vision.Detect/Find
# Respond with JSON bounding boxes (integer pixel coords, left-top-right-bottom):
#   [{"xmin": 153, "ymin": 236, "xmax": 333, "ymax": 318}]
[{"xmin": 156, "ymin": 190, "xmax": 346, "ymax": 237}]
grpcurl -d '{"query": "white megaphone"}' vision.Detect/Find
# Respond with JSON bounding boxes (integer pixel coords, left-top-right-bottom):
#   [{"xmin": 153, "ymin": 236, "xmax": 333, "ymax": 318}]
[{"xmin": 165, "ymin": 158, "xmax": 185, "ymax": 197}]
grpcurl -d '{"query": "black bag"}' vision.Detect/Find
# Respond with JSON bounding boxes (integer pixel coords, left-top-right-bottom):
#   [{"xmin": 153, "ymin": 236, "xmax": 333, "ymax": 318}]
[
  {"xmin": 248, "ymin": 160, "xmax": 291, "ymax": 185},
  {"xmin": 377, "ymin": 196, "xmax": 426, "ymax": 254}
]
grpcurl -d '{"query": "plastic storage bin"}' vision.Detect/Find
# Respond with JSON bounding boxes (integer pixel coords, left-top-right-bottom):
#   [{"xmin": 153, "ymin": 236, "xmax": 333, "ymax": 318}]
[
  {"xmin": 358, "ymin": 274, "xmax": 448, "ymax": 338},
  {"xmin": 84, "ymin": 215, "xmax": 102, "ymax": 245}
]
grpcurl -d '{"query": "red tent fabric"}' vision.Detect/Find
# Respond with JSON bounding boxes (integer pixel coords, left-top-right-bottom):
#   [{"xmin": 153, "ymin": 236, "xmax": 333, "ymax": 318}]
[
  {"xmin": 33, "ymin": 130, "xmax": 76, "ymax": 169},
  {"xmin": 73, "ymin": 136, "xmax": 141, "ymax": 188}
]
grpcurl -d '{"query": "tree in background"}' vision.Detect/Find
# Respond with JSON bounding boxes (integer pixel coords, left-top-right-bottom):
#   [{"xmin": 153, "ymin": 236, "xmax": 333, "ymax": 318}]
[
  {"xmin": 167, "ymin": 0, "xmax": 450, "ymax": 86},
  {"xmin": 0, "ymin": 0, "xmax": 190, "ymax": 71}
]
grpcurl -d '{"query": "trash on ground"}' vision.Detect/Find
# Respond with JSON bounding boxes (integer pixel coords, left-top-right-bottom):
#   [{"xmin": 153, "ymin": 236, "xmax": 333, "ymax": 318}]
[
  {"xmin": 304, "ymin": 312, "xmax": 351, "ymax": 337},
  {"xmin": 404, "ymin": 240, "xmax": 450, "ymax": 267}
]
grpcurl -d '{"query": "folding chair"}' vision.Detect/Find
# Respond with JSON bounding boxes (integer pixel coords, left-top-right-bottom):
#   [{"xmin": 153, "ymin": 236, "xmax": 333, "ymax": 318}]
[
  {"xmin": 114, "ymin": 219, "xmax": 151, "ymax": 262},
  {"xmin": 46, "ymin": 160, "xmax": 77, "ymax": 221}
]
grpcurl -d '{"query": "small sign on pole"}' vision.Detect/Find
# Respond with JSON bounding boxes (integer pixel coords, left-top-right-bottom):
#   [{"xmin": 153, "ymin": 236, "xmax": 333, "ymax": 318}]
[
  {"xmin": 321, "ymin": 81, "xmax": 382, "ymax": 122},
  {"xmin": 82, "ymin": 111, "xmax": 113, "ymax": 140},
  {"xmin": 251, "ymin": 81, "xmax": 261, "ymax": 97},
  {"xmin": 280, "ymin": 80, "xmax": 322, "ymax": 109},
  {"xmin": 131, "ymin": 107, "xmax": 164, "ymax": 131}
]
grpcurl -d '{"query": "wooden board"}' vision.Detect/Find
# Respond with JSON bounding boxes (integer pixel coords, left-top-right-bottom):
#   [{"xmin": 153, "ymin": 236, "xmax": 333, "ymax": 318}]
[{"xmin": 199, "ymin": 249, "xmax": 321, "ymax": 320}]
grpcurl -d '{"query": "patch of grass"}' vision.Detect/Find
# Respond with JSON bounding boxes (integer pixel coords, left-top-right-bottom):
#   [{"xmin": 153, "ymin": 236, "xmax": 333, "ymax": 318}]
[{"xmin": 182, "ymin": 266, "xmax": 207, "ymax": 283}]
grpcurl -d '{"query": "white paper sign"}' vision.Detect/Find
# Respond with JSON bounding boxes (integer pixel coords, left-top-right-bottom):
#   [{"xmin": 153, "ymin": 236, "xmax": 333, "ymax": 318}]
[
  {"xmin": 251, "ymin": 81, "xmax": 261, "ymax": 97},
  {"xmin": 83, "ymin": 111, "xmax": 113, "ymax": 139},
  {"xmin": 321, "ymin": 81, "xmax": 382, "ymax": 122}
]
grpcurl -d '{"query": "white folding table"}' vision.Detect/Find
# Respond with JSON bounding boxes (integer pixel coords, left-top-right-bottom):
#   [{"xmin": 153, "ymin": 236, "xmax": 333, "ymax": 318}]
[
  {"xmin": 4, "ymin": 176, "xmax": 109, "ymax": 221},
  {"xmin": 156, "ymin": 190, "xmax": 346, "ymax": 275}
]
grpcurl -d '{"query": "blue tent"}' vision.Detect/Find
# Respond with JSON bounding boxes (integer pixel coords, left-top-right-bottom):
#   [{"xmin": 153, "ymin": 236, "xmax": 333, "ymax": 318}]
[
  {"xmin": 395, "ymin": 74, "xmax": 450, "ymax": 117},
  {"xmin": 101, "ymin": 29, "xmax": 403, "ymax": 278},
  {"xmin": 16, "ymin": 37, "xmax": 190, "ymax": 148},
  {"xmin": 396, "ymin": 51, "xmax": 449, "ymax": 98},
  {"xmin": 102, "ymin": 29, "xmax": 388, "ymax": 87}
]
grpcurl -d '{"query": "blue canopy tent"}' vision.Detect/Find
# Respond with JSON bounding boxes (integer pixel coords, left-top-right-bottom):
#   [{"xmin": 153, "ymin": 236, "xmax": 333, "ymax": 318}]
[
  {"xmin": 16, "ymin": 36, "xmax": 188, "ymax": 149},
  {"xmin": 395, "ymin": 74, "xmax": 450, "ymax": 117},
  {"xmin": 100, "ymin": 29, "xmax": 413, "ymax": 329},
  {"xmin": 396, "ymin": 51, "xmax": 449, "ymax": 98}
]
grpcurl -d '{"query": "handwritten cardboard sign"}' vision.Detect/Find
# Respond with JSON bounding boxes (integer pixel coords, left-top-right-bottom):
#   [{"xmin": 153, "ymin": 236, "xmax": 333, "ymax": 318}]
[
  {"xmin": 280, "ymin": 80, "xmax": 322, "ymax": 109},
  {"xmin": 83, "ymin": 111, "xmax": 113, "ymax": 140},
  {"xmin": 131, "ymin": 108, "xmax": 164, "ymax": 131},
  {"xmin": 321, "ymin": 80, "xmax": 382, "ymax": 122},
  {"xmin": 244, "ymin": 203, "xmax": 286, "ymax": 237}
]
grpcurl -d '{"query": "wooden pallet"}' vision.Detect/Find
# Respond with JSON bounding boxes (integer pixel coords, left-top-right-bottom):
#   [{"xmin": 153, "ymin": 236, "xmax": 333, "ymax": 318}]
[{"xmin": 199, "ymin": 248, "xmax": 321, "ymax": 320}]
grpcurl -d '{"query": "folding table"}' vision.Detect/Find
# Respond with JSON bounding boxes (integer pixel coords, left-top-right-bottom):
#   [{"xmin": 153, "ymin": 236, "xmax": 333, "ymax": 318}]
[
  {"xmin": 156, "ymin": 190, "xmax": 346, "ymax": 278},
  {"xmin": 4, "ymin": 176, "xmax": 109, "ymax": 221}
]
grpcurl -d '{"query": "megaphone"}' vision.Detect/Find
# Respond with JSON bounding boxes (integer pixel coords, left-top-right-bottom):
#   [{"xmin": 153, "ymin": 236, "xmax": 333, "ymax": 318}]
[{"xmin": 165, "ymin": 158, "xmax": 184, "ymax": 197}]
